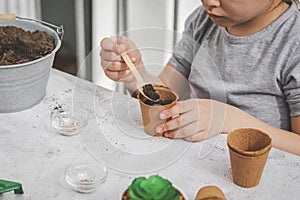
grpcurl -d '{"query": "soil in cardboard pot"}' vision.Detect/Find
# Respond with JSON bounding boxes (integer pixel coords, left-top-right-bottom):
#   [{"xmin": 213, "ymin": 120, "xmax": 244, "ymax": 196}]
[
  {"xmin": 142, "ymin": 84, "xmax": 173, "ymax": 106},
  {"xmin": 143, "ymin": 84, "xmax": 160, "ymax": 100},
  {"xmin": 0, "ymin": 26, "xmax": 55, "ymax": 65}
]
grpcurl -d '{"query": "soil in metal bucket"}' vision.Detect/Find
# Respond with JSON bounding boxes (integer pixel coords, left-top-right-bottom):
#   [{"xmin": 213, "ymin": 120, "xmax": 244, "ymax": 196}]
[{"xmin": 0, "ymin": 26, "xmax": 55, "ymax": 65}]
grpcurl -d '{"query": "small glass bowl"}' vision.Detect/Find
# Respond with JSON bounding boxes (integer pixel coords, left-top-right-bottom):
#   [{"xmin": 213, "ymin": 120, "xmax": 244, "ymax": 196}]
[
  {"xmin": 50, "ymin": 107, "xmax": 89, "ymax": 136},
  {"xmin": 64, "ymin": 161, "xmax": 107, "ymax": 193}
]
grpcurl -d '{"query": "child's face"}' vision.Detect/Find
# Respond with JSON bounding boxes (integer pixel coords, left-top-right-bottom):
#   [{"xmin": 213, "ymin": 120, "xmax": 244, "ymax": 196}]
[{"xmin": 201, "ymin": 0, "xmax": 278, "ymax": 27}]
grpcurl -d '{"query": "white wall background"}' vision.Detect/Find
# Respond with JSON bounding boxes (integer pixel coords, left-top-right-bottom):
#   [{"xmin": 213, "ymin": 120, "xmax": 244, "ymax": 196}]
[
  {"xmin": 92, "ymin": 0, "xmax": 116, "ymax": 90},
  {"xmin": 178, "ymin": 0, "xmax": 201, "ymax": 33},
  {"xmin": 92, "ymin": 0, "xmax": 200, "ymax": 91},
  {"xmin": 0, "ymin": 0, "xmax": 41, "ymax": 19}
]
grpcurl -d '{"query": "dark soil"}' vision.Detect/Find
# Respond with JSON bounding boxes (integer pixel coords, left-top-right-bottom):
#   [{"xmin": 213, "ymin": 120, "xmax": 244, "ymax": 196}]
[
  {"xmin": 0, "ymin": 26, "xmax": 55, "ymax": 65},
  {"xmin": 142, "ymin": 84, "xmax": 173, "ymax": 106},
  {"xmin": 144, "ymin": 99, "xmax": 173, "ymax": 106},
  {"xmin": 142, "ymin": 84, "xmax": 160, "ymax": 101}
]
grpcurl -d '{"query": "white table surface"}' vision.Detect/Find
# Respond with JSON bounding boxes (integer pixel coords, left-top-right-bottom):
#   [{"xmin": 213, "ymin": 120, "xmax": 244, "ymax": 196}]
[{"xmin": 0, "ymin": 69, "xmax": 299, "ymax": 200}]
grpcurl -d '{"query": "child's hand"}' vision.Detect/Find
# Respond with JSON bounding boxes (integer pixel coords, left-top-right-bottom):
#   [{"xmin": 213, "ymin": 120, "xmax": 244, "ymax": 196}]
[
  {"xmin": 156, "ymin": 99, "xmax": 228, "ymax": 141},
  {"xmin": 100, "ymin": 36, "xmax": 143, "ymax": 83}
]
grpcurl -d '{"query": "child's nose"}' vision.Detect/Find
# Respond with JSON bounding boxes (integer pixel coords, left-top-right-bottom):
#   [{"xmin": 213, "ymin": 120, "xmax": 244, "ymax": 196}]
[{"xmin": 202, "ymin": 0, "xmax": 221, "ymax": 9}]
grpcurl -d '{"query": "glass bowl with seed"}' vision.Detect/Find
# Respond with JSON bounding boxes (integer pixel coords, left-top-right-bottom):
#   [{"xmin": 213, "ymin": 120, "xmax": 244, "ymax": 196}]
[
  {"xmin": 64, "ymin": 161, "xmax": 107, "ymax": 193},
  {"xmin": 50, "ymin": 106, "xmax": 89, "ymax": 136}
]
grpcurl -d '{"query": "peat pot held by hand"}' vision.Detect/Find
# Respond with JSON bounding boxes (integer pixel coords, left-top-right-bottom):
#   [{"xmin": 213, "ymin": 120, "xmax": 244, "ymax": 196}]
[{"xmin": 138, "ymin": 85, "xmax": 178, "ymax": 136}]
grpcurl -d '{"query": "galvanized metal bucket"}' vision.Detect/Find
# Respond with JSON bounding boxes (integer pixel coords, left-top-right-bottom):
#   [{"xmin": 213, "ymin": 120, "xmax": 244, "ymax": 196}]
[{"xmin": 0, "ymin": 18, "xmax": 63, "ymax": 113}]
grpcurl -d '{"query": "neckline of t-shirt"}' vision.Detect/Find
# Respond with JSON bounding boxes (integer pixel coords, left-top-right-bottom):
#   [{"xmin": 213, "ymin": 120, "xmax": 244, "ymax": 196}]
[{"xmin": 222, "ymin": 2, "xmax": 297, "ymax": 44}]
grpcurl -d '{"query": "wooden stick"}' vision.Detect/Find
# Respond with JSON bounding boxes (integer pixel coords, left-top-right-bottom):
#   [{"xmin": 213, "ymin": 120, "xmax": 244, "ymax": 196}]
[
  {"xmin": 0, "ymin": 14, "xmax": 16, "ymax": 20},
  {"xmin": 121, "ymin": 52, "xmax": 159, "ymax": 102},
  {"xmin": 121, "ymin": 52, "xmax": 144, "ymax": 86}
]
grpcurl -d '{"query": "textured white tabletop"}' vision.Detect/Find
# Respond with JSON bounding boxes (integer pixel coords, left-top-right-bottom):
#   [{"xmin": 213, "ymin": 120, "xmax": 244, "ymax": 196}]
[{"xmin": 0, "ymin": 69, "xmax": 299, "ymax": 200}]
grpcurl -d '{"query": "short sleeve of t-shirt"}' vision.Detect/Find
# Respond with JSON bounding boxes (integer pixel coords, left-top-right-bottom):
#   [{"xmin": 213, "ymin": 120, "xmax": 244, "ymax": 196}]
[{"xmin": 283, "ymin": 44, "xmax": 300, "ymax": 117}]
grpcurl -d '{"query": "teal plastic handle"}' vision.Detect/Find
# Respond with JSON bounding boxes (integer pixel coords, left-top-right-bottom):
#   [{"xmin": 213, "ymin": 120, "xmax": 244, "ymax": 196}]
[{"xmin": 0, "ymin": 180, "xmax": 23, "ymax": 194}]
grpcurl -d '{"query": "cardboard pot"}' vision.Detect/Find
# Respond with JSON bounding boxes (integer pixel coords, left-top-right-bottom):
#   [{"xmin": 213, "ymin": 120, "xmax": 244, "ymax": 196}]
[
  {"xmin": 227, "ymin": 128, "xmax": 272, "ymax": 188},
  {"xmin": 138, "ymin": 85, "xmax": 178, "ymax": 136}
]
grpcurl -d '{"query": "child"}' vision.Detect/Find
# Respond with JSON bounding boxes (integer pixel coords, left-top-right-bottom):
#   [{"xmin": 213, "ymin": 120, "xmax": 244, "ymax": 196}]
[{"xmin": 100, "ymin": 0, "xmax": 300, "ymax": 155}]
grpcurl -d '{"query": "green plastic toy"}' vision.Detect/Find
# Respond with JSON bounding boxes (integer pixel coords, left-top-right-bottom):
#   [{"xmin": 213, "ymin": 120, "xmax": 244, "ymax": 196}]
[{"xmin": 0, "ymin": 180, "xmax": 23, "ymax": 194}]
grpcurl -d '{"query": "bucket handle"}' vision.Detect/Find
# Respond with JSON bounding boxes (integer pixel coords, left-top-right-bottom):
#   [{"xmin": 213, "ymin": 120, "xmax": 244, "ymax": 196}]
[{"xmin": 0, "ymin": 14, "xmax": 64, "ymax": 40}]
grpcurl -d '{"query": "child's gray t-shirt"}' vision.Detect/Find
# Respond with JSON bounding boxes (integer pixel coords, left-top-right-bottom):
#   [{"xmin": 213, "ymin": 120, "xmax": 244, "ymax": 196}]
[{"xmin": 169, "ymin": 1, "xmax": 300, "ymax": 130}]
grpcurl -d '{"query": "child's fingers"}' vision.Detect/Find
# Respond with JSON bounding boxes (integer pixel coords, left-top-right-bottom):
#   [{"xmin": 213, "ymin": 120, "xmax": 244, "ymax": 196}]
[
  {"xmin": 163, "ymin": 121, "xmax": 202, "ymax": 139},
  {"xmin": 156, "ymin": 111, "xmax": 197, "ymax": 134},
  {"xmin": 159, "ymin": 100, "xmax": 195, "ymax": 119},
  {"xmin": 104, "ymin": 69, "xmax": 131, "ymax": 81},
  {"xmin": 100, "ymin": 37, "xmax": 125, "ymax": 53},
  {"xmin": 100, "ymin": 50, "xmax": 121, "ymax": 62}
]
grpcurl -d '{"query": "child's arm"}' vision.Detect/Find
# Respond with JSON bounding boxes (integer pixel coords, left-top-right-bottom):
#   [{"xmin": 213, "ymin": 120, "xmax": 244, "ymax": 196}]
[
  {"xmin": 291, "ymin": 116, "xmax": 300, "ymax": 134},
  {"xmin": 158, "ymin": 98, "xmax": 300, "ymax": 156},
  {"xmin": 158, "ymin": 65, "xmax": 300, "ymax": 155}
]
